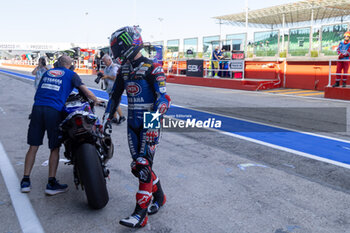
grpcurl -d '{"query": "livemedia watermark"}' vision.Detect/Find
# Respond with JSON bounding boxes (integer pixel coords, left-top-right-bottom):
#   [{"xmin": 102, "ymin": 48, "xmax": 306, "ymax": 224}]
[
  {"xmin": 144, "ymin": 107, "xmax": 347, "ymax": 133},
  {"xmin": 144, "ymin": 111, "xmax": 222, "ymax": 131}
]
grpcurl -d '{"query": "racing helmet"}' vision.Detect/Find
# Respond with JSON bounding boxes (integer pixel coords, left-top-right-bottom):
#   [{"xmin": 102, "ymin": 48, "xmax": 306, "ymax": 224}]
[
  {"xmin": 344, "ymin": 31, "xmax": 350, "ymax": 38},
  {"xmin": 110, "ymin": 26, "xmax": 143, "ymax": 64}
]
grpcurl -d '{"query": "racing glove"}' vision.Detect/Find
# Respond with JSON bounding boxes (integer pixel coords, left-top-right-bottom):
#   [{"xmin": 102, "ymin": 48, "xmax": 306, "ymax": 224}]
[
  {"xmin": 154, "ymin": 94, "xmax": 171, "ymax": 115},
  {"xmin": 102, "ymin": 113, "xmax": 112, "ymax": 136}
]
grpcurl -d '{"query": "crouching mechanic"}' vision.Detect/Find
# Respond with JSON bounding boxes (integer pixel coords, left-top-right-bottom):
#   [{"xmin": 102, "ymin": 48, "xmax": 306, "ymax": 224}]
[
  {"xmin": 21, "ymin": 55, "xmax": 100, "ymax": 195},
  {"xmin": 104, "ymin": 26, "xmax": 171, "ymax": 228}
]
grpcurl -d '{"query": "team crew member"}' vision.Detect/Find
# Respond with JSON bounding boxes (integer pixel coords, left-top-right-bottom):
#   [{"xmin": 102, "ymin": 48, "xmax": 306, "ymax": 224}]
[
  {"xmin": 104, "ymin": 26, "xmax": 171, "ymax": 228},
  {"xmin": 101, "ymin": 54, "xmax": 126, "ymax": 124},
  {"xmin": 21, "ymin": 55, "xmax": 100, "ymax": 195},
  {"xmin": 334, "ymin": 31, "xmax": 350, "ymax": 87},
  {"xmin": 211, "ymin": 46, "xmax": 222, "ymax": 77}
]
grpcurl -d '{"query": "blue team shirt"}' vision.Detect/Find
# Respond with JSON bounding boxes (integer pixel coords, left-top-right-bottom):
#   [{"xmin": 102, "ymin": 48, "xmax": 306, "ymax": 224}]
[
  {"xmin": 34, "ymin": 67, "xmax": 83, "ymax": 111},
  {"xmin": 212, "ymin": 49, "xmax": 222, "ymax": 61}
]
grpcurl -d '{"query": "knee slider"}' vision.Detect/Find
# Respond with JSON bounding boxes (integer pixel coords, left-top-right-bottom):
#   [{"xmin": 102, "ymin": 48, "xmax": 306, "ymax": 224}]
[{"xmin": 131, "ymin": 157, "xmax": 152, "ymax": 183}]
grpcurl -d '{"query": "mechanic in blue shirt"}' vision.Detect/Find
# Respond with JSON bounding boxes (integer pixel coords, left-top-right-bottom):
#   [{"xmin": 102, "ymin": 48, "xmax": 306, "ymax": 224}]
[
  {"xmin": 20, "ymin": 55, "xmax": 100, "ymax": 195},
  {"xmin": 211, "ymin": 46, "xmax": 223, "ymax": 77}
]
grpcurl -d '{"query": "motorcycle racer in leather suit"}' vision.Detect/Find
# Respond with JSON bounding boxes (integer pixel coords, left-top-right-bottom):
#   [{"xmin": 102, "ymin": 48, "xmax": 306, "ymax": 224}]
[{"xmin": 104, "ymin": 26, "xmax": 171, "ymax": 228}]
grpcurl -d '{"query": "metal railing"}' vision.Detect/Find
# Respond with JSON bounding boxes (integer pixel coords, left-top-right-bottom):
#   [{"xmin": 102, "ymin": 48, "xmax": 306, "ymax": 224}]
[
  {"xmin": 75, "ymin": 60, "xmax": 94, "ymax": 70},
  {"xmin": 327, "ymin": 59, "xmax": 350, "ymax": 87},
  {"xmin": 2, "ymin": 58, "xmax": 247, "ymax": 80},
  {"xmin": 5, "ymin": 59, "xmax": 38, "ymax": 66},
  {"xmin": 164, "ymin": 59, "xmax": 187, "ymax": 76},
  {"xmin": 163, "ymin": 59, "xmax": 245, "ymax": 79},
  {"xmin": 204, "ymin": 59, "xmax": 245, "ymax": 79}
]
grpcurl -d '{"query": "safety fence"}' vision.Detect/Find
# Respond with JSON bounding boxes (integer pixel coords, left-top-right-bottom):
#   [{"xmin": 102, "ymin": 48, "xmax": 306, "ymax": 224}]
[
  {"xmin": 163, "ymin": 59, "xmax": 245, "ymax": 79},
  {"xmin": 74, "ymin": 59, "xmax": 95, "ymax": 70},
  {"xmin": 328, "ymin": 59, "xmax": 350, "ymax": 87},
  {"xmin": 3, "ymin": 59, "xmax": 246, "ymax": 79},
  {"xmin": 2, "ymin": 59, "xmax": 94, "ymax": 70},
  {"xmin": 4, "ymin": 59, "xmax": 38, "ymax": 66}
]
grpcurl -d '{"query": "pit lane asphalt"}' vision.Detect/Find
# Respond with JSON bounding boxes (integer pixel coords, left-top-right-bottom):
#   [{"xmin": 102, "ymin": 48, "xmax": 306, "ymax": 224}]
[{"xmin": 0, "ymin": 67, "xmax": 350, "ymax": 233}]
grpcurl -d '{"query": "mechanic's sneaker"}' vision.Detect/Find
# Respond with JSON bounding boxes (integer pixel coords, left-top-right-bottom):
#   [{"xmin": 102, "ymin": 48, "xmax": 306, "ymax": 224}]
[
  {"xmin": 120, "ymin": 205, "xmax": 148, "ymax": 228},
  {"xmin": 111, "ymin": 118, "xmax": 119, "ymax": 125},
  {"xmin": 20, "ymin": 178, "xmax": 31, "ymax": 193},
  {"xmin": 118, "ymin": 116, "xmax": 126, "ymax": 124},
  {"xmin": 45, "ymin": 179, "xmax": 68, "ymax": 196},
  {"xmin": 148, "ymin": 194, "xmax": 166, "ymax": 215}
]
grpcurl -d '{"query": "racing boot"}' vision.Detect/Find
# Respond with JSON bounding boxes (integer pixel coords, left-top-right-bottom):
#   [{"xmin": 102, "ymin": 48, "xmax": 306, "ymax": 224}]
[
  {"xmin": 119, "ymin": 203, "xmax": 149, "ymax": 228},
  {"xmin": 120, "ymin": 180, "xmax": 152, "ymax": 228},
  {"xmin": 333, "ymin": 81, "xmax": 340, "ymax": 87},
  {"xmin": 343, "ymin": 81, "xmax": 347, "ymax": 87},
  {"xmin": 148, "ymin": 171, "xmax": 166, "ymax": 215}
]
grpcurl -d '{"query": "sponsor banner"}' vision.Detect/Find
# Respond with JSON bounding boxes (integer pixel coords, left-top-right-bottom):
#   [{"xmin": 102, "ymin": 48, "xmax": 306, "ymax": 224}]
[
  {"xmin": 228, "ymin": 60, "xmax": 245, "ymax": 72},
  {"xmin": 0, "ymin": 42, "xmax": 104, "ymax": 51},
  {"xmin": 231, "ymin": 51, "xmax": 245, "ymax": 60},
  {"xmin": 186, "ymin": 59, "xmax": 203, "ymax": 77}
]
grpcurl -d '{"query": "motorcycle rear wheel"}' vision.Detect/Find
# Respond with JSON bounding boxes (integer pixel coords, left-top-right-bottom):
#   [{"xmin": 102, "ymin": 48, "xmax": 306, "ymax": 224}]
[{"xmin": 76, "ymin": 143, "xmax": 109, "ymax": 209}]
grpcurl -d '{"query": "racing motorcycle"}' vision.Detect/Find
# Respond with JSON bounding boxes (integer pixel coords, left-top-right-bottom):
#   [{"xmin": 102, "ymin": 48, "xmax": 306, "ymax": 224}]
[{"xmin": 60, "ymin": 92, "xmax": 113, "ymax": 209}]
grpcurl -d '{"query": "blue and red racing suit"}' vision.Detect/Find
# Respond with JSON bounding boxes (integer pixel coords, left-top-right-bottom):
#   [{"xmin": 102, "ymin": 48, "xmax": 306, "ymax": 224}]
[
  {"xmin": 105, "ymin": 55, "xmax": 170, "ymax": 163},
  {"xmin": 105, "ymin": 56, "xmax": 170, "ymax": 211}
]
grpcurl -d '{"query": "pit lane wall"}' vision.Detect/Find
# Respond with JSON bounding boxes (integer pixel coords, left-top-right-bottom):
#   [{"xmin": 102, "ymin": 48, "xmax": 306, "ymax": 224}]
[
  {"xmin": 164, "ymin": 58, "xmax": 341, "ymax": 91},
  {"xmin": 245, "ymin": 58, "xmax": 341, "ymax": 91},
  {"xmin": 252, "ymin": 59, "xmax": 338, "ymax": 91},
  {"xmin": 281, "ymin": 59, "xmax": 337, "ymax": 91}
]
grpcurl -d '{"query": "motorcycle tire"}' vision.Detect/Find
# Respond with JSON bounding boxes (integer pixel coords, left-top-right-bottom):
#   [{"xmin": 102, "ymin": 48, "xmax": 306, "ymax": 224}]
[{"xmin": 75, "ymin": 143, "xmax": 109, "ymax": 209}]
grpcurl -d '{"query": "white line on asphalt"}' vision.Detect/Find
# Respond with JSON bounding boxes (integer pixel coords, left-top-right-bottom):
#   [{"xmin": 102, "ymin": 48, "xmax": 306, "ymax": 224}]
[
  {"xmin": 237, "ymin": 163, "xmax": 269, "ymax": 171},
  {"xmin": 0, "ymin": 107, "xmax": 6, "ymax": 115},
  {"xmin": 0, "ymin": 142, "xmax": 45, "ymax": 233},
  {"xmin": 219, "ymin": 130, "xmax": 350, "ymax": 170}
]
